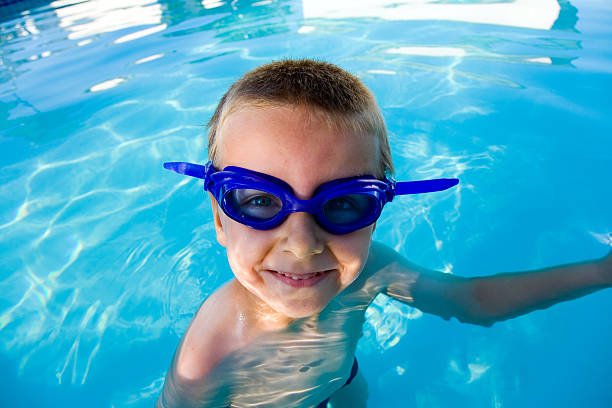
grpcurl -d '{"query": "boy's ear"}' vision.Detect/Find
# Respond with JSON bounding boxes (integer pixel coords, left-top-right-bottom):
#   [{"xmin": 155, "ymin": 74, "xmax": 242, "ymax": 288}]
[{"xmin": 209, "ymin": 193, "xmax": 226, "ymax": 247}]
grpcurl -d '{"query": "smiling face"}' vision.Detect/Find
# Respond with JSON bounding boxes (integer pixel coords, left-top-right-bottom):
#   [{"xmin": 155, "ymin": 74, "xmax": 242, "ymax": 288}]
[{"xmin": 212, "ymin": 104, "xmax": 379, "ymax": 322}]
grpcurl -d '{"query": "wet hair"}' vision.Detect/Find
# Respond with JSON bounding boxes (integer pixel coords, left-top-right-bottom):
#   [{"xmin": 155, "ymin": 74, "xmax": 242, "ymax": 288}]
[{"xmin": 207, "ymin": 59, "xmax": 393, "ymax": 177}]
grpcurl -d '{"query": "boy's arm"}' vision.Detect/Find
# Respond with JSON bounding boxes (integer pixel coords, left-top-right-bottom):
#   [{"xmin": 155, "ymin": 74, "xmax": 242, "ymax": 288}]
[
  {"xmin": 156, "ymin": 283, "xmax": 241, "ymax": 408},
  {"xmin": 368, "ymin": 242, "xmax": 612, "ymax": 326},
  {"xmin": 156, "ymin": 326, "xmax": 233, "ymax": 408}
]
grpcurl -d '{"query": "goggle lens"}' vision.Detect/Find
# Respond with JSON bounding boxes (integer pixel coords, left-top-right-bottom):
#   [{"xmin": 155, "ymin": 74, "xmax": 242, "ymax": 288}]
[
  {"xmin": 322, "ymin": 194, "xmax": 377, "ymax": 225},
  {"xmin": 227, "ymin": 189, "xmax": 283, "ymax": 220}
]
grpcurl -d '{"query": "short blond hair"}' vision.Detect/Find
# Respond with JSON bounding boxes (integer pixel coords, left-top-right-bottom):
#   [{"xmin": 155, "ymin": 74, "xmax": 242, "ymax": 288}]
[{"xmin": 207, "ymin": 59, "xmax": 393, "ymax": 178}]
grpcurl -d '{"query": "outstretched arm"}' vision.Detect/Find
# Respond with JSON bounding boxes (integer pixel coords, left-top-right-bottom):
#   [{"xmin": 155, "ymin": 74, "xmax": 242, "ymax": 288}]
[
  {"xmin": 367, "ymin": 242, "xmax": 612, "ymax": 327},
  {"xmin": 460, "ymin": 250, "xmax": 611, "ymax": 325}
]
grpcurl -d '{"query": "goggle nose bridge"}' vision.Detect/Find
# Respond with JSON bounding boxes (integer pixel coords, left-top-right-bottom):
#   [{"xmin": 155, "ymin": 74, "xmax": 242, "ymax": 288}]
[{"xmin": 282, "ymin": 195, "xmax": 326, "ymax": 215}]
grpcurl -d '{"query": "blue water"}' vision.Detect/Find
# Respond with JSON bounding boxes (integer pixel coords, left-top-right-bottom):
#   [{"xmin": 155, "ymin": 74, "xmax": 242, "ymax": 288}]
[{"xmin": 1, "ymin": 0, "xmax": 612, "ymax": 407}]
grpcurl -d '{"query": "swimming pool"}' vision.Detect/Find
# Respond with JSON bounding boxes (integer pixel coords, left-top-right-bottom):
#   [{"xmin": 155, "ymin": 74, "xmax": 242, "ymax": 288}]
[{"xmin": 1, "ymin": 0, "xmax": 611, "ymax": 406}]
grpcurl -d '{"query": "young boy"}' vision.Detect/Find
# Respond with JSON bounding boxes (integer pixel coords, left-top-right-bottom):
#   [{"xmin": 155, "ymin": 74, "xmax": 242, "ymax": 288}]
[{"xmin": 158, "ymin": 59, "xmax": 611, "ymax": 408}]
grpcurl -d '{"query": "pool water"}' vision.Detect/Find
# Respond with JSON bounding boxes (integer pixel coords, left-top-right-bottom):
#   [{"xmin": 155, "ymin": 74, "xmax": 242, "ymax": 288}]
[{"xmin": 1, "ymin": 0, "xmax": 611, "ymax": 407}]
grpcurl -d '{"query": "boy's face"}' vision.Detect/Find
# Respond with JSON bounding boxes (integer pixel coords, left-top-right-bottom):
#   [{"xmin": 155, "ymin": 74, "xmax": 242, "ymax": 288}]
[{"xmin": 213, "ymin": 104, "xmax": 378, "ymax": 320}]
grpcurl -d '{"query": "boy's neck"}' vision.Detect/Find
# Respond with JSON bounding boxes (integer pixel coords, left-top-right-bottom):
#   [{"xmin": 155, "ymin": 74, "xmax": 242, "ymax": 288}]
[{"xmin": 231, "ymin": 279, "xmax": 297, "ymax": 332}]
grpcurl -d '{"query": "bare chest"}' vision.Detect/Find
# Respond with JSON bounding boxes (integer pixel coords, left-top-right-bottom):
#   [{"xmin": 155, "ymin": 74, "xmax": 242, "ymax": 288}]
[{"xmin": 210, "ymin": 300, "xmax": 368, "ymax": 407}]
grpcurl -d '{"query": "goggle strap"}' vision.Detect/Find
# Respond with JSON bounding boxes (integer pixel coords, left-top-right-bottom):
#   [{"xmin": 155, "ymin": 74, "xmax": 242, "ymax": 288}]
[
  {"xmin": 395, "ymin": 178, "xmax": 459, "ymax": 195},
  {"xmin": 163, "ymin": 162, "xmax": 208, "ymax": 179}
]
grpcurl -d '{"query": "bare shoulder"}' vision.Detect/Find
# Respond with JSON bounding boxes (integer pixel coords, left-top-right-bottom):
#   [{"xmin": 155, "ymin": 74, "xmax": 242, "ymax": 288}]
[
  {"xmin": 364, "ymin": 241, "xmax": 416, "ymax": 273},
  {"xmin": 175, "ymin": 280, "xmax": 247, "ymax": 382},
  {"xmin": 360, "ymin": 241, "xmax": 471, "ymax": 319},
  {"xmin": 356, "ymin": 241, "xmax": 458, "ymax": 306},
  {"xmin": 355, "ymin": 241, "xmax": 421, "ymax": 293}
]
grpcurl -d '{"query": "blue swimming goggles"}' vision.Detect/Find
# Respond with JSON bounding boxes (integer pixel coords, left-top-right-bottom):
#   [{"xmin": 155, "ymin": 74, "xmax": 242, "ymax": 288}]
[{"xmin": 164, "ymin": 161, "xmax": 458, "ymax": 235}]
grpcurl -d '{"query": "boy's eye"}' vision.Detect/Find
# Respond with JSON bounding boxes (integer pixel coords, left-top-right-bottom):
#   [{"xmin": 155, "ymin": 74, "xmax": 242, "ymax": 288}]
[
  {"xmin": 323, "ymin": 194, "xmax": 375, "ymax": 224},
  {"xmin": 246, "ymin": 195, "xmax": 273, "ymax": 207},
  {"xmin": 325, "ymin": 196, "xmax": 357, "ymax": 211},
  {"xmin": 228, "ymin": 189, "xmax": 282, "ymax": 219}
]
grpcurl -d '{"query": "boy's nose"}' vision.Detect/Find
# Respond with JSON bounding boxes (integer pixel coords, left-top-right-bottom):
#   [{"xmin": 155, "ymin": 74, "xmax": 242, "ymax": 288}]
[{"xmin": 279, "ymin": 212, "xmax": 325, "ymax": 259}]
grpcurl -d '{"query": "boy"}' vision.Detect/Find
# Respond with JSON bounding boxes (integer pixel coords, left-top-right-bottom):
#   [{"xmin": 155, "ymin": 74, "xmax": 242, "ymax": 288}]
[{"xmin": 158, "ymin": 59, "xmax": 611, "ymax": 408}]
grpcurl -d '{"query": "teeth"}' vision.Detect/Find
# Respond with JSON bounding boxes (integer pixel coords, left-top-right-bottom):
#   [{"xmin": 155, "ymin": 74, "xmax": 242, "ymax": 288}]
[{"xmin": 276, "ymin": 271, "xmax": 322, "ymax": 280}]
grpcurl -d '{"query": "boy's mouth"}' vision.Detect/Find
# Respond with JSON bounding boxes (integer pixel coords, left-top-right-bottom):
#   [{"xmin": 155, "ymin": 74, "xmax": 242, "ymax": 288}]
[{"xmin": 267, "ymin": 269, "xmax": 334, "ymax": 288}]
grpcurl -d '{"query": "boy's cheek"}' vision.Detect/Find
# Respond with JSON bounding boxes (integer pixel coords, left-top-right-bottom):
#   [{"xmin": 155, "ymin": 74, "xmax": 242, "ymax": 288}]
[{"xmin": 333, "ymin": 226, "xmax": 374, "ymax": 280}]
